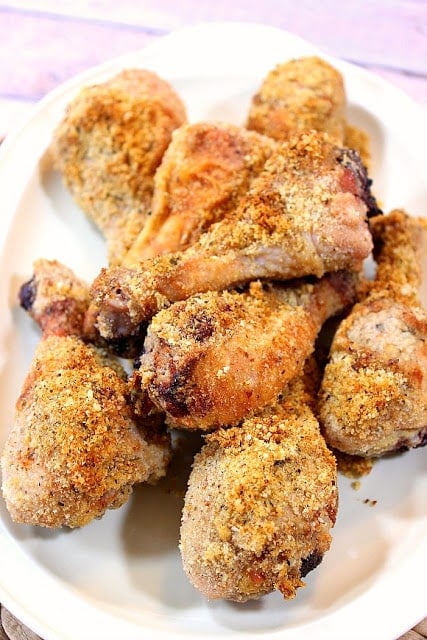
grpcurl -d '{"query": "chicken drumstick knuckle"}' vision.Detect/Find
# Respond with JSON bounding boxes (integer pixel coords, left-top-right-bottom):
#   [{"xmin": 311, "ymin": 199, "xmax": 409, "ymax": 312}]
[
  {"xmin": 87, "ymin": 131, "xmax": 377, "ymax": 344},
  {"xmin": 1, "ymin": 260, "xmax": 171, "ymax": 528},
  {"xmin": 180, "ymin": 370, "xmax": 338, "ymax": 602},
  {"xmin": 318, "ymin": 210, "xmax": 427, "ymax": 457},
  {"xmin": 136, "ymin": 271, "xmax": 357, "ymax": 430}
]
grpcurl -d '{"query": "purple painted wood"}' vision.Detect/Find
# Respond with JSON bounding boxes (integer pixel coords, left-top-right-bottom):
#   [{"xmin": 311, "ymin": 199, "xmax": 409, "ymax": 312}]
[
  {"xmin": 0, "ymin": 1, "xmax": 426, "ymax": 108},
  {"xmin": 3, "ymin": 0, "xmax": 426, "ymax": 75},
  {"xmin": 0, "ymin": 1, "xmax": 425, "ymax": 157},
  {"xmin": 0, "ymin": 9, "xmax": 158, "ymax": 100}
]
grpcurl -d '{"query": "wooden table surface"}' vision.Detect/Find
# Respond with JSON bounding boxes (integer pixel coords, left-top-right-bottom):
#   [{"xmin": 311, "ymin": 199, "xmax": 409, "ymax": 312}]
[
  {"xmin": 0, "ymin": 2, "xmax": 426, "ymax": 639},
  {"xmin": 0, "ymin": 0, "xmax": 426, "ymax": 137}
]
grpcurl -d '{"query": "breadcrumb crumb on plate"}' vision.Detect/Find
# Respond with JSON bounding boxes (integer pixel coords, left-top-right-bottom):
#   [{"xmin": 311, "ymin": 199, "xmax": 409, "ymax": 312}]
[{"xmin": 0, "ymin": 21, "xmax": 426, "ymax": 640}]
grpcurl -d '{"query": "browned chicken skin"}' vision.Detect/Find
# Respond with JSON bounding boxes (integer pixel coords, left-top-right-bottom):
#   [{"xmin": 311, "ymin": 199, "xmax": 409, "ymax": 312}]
[
  {"xmin": 136, "ymin": 271, "xmax": 356, "ymax": 430},
  {"xmin": 124, "ymin": 122, "xmax": 277, "ymax": 264},
  {"xmin": 180, "ymin": 369, "xmax": 338, "ymax": 602},
  {"xmin": 318, "ymin": 210, "xmax": 427, "ymax": 457},
  {"xmin": 1, "ymin": 260, "xmax": 171, "ymax": 528},
  {"xmin": 18, "ymin": 258, "xmax": 90, "ymax": 336},
  {"xmin": 247, "ymin": 56, "xmax": 346, "ymax": 144},
  {"xmin": 51, "ymin": 69, "xmax": 187, "ymax": 264},
  {"xmin": 87, "ymin": 131, "xmax": 377, "ymax": 344},
  {"xmin": 247, "ymin": 55, "xmax": 371, "ymax": 170}
]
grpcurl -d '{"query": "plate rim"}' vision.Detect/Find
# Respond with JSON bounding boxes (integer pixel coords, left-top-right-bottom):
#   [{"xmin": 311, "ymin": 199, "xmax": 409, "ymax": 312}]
[{"xmin": 0, "ymin": 20, "xmax": 426, "ymax": 640}]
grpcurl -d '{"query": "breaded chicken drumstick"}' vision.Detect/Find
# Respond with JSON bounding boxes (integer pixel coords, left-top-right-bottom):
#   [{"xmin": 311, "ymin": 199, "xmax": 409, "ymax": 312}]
[
  {"xmin": 87, "ymin": 131, "xmax": 378, "ymax": 344},
  {"xmin": 247, "ymin": 56, "xmax": 346, "ymax": 144},
  {"xmin": 247, "ymin": 55, "xmax": 371, "ymax": 169},
  {"xmin": 136, "ymin": 271, "xmax": 356, "ymax": 430},
  {"xmin": 51, "ymin": 69, "xmax": 187, "ymax": 264},
  {"xmin": 124, "ymin": 122, "xmax": 277, "ymax": 264},
  {"xmin": 318, "ymin": 210, "xmax": 427, "ymax": 457},
  {"xmin": 1, "ymin": 260, "xmax": 170, "ymax": 528},
  {"xmin": 180, "ymin": 366, "xmax": 338, "ymax": 602}
]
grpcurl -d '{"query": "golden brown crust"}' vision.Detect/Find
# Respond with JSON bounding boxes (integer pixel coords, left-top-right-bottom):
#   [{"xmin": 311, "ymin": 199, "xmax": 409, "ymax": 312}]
[
  {"xmin": 344, "ymin": 124, "xmax": 371, "ymax": 170},
  {"xmin": 247, "ymin": 56, "xmax": 373, "ymax": 175},
  {"xmin": 2, "ymin": 259, "xmax": 171, "ymax": 528},
  {"xmin": 369, "ymin": 209, "xmax": 427, "ymax": 302},
  {"xmin": 334, "ymin": 451, "xmax": 375, "ymax": 478},
  {"xmin": 180, "ymin": 376, "xmax": 337, "ymax": 601},
  {"xmin": 19, "ymin": 259, "xmax": 90, "ymax": 336},
  {"xmin": 137, "ymin": 273, "xmax": 356, "ymax": 430},
  {"xmin": 124, "ymin": 122, "xmax": 277, "ymax": 263},
  {"xmin": 51, "ymin": 69, "xmax": 187, "ymax": 264},
  {"xmin": 247, "ymin": 56, "xmax": 346, "ymax": 144},
  {"xmin": 87, "ymin": 131, "xmax": 374, "ymax": 342},
  {"xmin": 1, "ymin": 336, "xmax": 171, "ymax": 528},
  {"xmin": 318, "ymin": 210, "xmax": 427, "ymax": 457}
]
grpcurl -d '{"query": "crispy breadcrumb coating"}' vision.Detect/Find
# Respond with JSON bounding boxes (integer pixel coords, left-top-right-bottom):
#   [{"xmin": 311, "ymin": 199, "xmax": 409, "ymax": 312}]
[
  {"xmin": 344, "ymin": 124, "xmax": 371, "ymax": 171},
  {"xmin": 124, "ymin": 122, "xmax": 277, "ymax": 263},
  {"xmin": 1, "ymin": 336, "xmax": 170, "ymax": 528},
  {"xmin": 180, "ymin": 373, "xmax": 337, "ymax": 601},
  {"xmin": 318, "ymin": 210, "xmax": 427, "ymax": 456},
  {"xmin": 334, "ymin": 451, "xmax": 374, "ymax": 478},
  {"xmin": 51, "ymin": 69, "xmax": 186, "ymax": 264},
  {"xmin": 19, "ymin": 258, "xmax": 90, "ymax": 336},
  {"xmin": 1, "ymin": 259, "xmax": 171, "ymax": 528},
  {"xmin": 247, "ymin": 56, "xmax": 372, "ymax": 171},
  {"xmin": 87, "ymin": 131, "xmax": 376, "ymax": 344},
  {"xmin": 247, "ymin": 56, "xmax": 346, "ymax": 144},
  {"xmin": 136, "ymin": 272, "xmax": 356, "ymax": 430}
]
